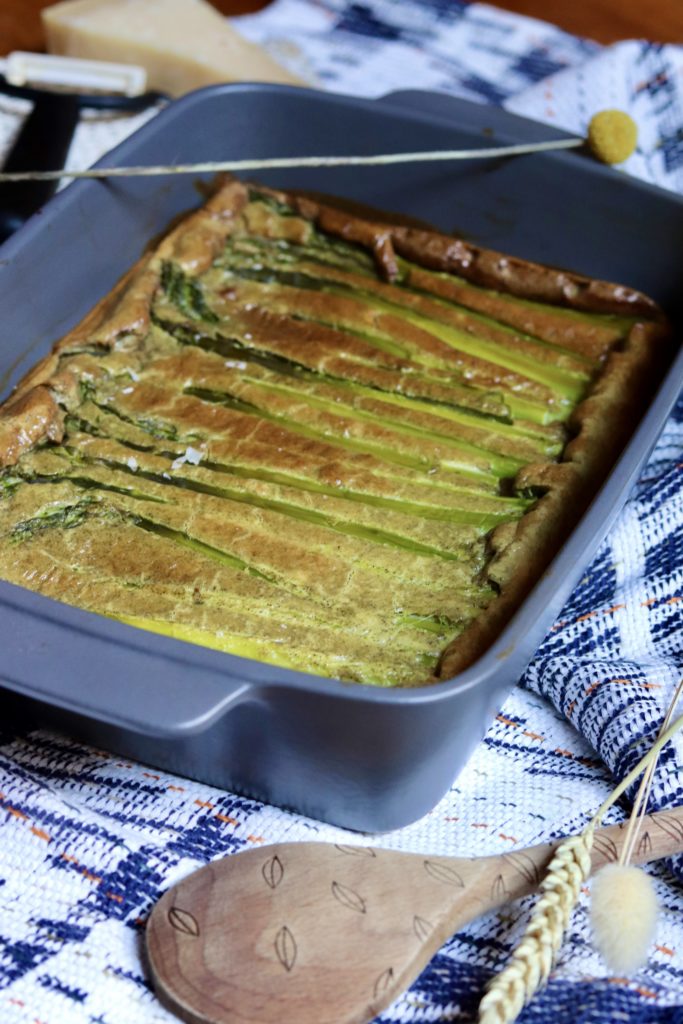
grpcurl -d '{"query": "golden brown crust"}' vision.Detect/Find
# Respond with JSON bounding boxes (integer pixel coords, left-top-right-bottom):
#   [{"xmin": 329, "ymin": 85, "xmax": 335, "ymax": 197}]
[
  {"xmin": 0, "ymin": 386, "xmax": 65, "ymax": 468},
  {"xmin": 282, "ymin": 187, "xmax": 663, "ymax": 318},
  {"xmin": 389, "ymin": 229, "xmax": 661, "ymax": 317},
  {"xmin": 5, "ymin": 259, "xmax": 155, "ymax": 408},
  {"xmin": 435, "ymin": 318, "xmax": 670, "ymax": 680},
  {"xmin": 155, "ymin": 176, "xmax": 249, "ymax": 273},
  {"xmin": 0, "ymin": 176, "xmax": 673, "ymax": 680},
  {"xmin": 2, "ymin": 177, "xmax": 249, "ymax": 452}
]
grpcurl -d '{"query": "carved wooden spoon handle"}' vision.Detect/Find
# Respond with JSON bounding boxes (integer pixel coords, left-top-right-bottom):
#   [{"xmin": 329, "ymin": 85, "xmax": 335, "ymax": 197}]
[
  {"xmin": 592, "ymin": 804, "xmax": 683, "ymax": 867},
  {"xmin": 478, "ymin": 804, "xmax": 683, "ymax": 914}
]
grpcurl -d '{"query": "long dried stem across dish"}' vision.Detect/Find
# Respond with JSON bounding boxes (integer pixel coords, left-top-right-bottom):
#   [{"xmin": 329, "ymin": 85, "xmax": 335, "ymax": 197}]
[{"xmin": 0, "ymin": 178, "xmax": 671, "ymax": 685}]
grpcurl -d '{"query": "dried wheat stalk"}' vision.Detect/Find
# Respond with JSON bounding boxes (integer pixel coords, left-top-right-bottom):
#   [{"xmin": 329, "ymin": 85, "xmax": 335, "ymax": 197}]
[
  {"xmin": 476, "ymin": 710, "xmax": 683, "ymax": 1024},
  {"xmin": 477, "ymin": 827, "xmax": 595, "ymax": 1024}
]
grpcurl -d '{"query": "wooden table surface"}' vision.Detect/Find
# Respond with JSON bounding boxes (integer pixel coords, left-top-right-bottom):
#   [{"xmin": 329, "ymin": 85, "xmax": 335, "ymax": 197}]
[{"xmin": 2, "ymin": 0, "xmax": 682, "ymax": 56}]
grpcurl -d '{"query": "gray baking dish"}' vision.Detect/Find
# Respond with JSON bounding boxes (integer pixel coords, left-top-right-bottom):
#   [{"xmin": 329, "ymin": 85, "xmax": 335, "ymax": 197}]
[{"xmin": 0, "ymin": 84, "xmax": 681, "ymax": 832}]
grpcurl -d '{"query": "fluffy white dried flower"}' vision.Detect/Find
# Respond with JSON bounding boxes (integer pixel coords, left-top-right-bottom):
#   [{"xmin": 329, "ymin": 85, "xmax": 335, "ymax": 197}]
[
  {"xmin": 590, "ymin": 863, "xmax": 658, "ymax": 975},
  {"xmin": 476, "ymin": 708, "xmax": 683, "ymax": 1024}
]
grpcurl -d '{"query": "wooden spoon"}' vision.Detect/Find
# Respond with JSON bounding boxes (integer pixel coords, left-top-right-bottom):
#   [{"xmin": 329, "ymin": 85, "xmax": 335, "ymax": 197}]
[{"xmin": 146, "ymin": 805, "xmax": 683, "ymax": 1024}]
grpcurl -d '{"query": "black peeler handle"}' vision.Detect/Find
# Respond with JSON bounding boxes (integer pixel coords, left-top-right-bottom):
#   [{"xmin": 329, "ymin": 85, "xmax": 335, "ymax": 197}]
[{"xmin": 0, "ymin": 89, "xmax": 80, "ymax": 244}]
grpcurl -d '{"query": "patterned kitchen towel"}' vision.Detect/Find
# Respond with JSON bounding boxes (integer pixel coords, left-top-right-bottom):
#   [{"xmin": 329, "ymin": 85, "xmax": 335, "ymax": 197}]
[
  {"xmin": 239, "ymin": 0, "xmax": 683, "ymax": 192},
  {"xmin": 0, "ymin": 2, "xmax": 682, "ymax": 1023},
  {"xmin": 505, "ymin": 39, "xmax": 683, "ymax": 192}
]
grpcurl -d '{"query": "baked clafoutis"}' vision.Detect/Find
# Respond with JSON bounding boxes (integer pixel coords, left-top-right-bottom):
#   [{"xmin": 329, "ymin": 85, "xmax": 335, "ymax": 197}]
[{"xmin": 0, "ymin": 179, "xmax": 671, "ymax": 686}]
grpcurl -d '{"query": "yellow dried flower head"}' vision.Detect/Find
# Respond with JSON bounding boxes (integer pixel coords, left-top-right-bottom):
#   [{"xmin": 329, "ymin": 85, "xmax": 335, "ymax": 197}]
[{"xmin": 587, "ymin": 110, "xmax": 638, "ymax": 165}]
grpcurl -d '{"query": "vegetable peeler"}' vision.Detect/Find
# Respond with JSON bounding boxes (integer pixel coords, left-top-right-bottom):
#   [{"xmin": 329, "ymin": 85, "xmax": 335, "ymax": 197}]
[{"xmin": 0, "ymin": 52, "xmax": 165, "ymax": 243}]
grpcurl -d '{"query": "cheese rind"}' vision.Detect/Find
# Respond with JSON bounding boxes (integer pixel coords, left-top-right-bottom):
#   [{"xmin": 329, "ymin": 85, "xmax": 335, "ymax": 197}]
[{"xmin": 43, "ymin": 0, "xmax": 307, "ymax": 96}]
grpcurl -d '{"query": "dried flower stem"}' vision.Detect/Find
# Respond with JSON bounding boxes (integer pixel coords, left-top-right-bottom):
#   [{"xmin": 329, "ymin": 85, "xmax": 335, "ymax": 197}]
[
  {"xmin": 0, "ymin": 138, "xmax": 585, "ymax": 184},
  {"xmin": 588, "ymin": 679, "xmax": 683, "ymax": 975},
  {"xmin": 619, "ymin": 678, "xmax": 683, "ymax": 866},
  {"xmin": 477, "ymin": 710, "xmax": 683, "ymax": 1024}
]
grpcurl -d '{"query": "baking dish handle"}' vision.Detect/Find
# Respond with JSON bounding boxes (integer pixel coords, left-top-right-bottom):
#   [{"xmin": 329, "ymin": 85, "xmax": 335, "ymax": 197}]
[{"xmin": 0, "ymin": 587, "xmax": 255, "ymax": 739}]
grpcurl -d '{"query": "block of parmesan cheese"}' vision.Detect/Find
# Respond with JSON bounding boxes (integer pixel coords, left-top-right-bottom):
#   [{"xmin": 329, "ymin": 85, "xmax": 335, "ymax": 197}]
[{"xmin": 42, "ymin": 0, "xmax": 307, "ymax": 96}]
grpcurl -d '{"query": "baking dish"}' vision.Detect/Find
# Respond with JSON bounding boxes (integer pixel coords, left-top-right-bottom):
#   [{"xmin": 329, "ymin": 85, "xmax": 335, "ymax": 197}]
[{"xmin": 0, "ymin": 84, "xmax": 681, "ymax": 832}]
